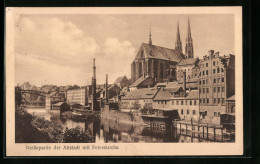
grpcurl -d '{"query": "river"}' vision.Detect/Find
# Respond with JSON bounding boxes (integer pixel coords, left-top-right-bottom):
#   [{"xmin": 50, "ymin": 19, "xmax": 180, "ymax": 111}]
[{"xmin": 26, "ymin": 108, "xmax": 234, "ymax": 143}]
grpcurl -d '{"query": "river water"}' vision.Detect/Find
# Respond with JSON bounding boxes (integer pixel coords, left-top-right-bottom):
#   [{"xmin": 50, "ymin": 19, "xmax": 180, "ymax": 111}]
[{"xmin": 26, "ymin": 108, "xmax": 234, "ymax": 143}]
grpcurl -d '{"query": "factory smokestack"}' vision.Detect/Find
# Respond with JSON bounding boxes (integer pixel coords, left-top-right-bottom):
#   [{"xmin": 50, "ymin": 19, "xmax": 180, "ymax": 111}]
[{"xmin": 91, "ymin": 58, "xmax": 98, "ymax": 111}]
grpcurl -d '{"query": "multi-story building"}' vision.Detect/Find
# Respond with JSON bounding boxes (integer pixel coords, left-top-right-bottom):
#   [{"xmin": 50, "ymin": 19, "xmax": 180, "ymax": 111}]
[
  {"xmin": 169, "ymin": 90, "xmax": 199, "ymax": 121},
  {"xmin": 198, "ymin": 50, "xmax": 235, "ymax": 124},
  {"xmin": 176, "ymin": 58, "xmax": 200, "ymax": 82},
  {"xmin": 66, "ymin": 88, "xmax": 89, "ymax": 106}
]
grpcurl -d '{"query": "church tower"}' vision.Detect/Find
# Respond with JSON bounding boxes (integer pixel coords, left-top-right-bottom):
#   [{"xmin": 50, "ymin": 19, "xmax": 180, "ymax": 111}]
[
  {"xmin": 185, "ymin": 18, "xmax": 194, "ymax": 58},
  {"xmin": 175, "ymin": 21, "xmax": 182, "ymax": 52},
  {"xmin": 148, "ymin": 28, "xmax": 152, "ymax": 45}
]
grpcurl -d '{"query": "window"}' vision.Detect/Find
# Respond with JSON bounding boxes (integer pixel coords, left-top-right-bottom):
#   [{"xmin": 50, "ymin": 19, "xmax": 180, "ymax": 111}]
[
  {"xmin": 206, "ymin": 79, "xmax": 208, "ymax": 84},
  {"xmin": 213, "ymin": 61, "xmax": 215, "ymax": 66},
  {"xmin": 218, "ymin": 87, "xmax": 220, "ymax": 92},
  {"xmin": 222, "ymin": 78, "xmax": 224, "ymax": 82},
  {"xmin": 200, "ymin": 99, "xmax": 202, "ymax": 103},
  {"xmin": 203, "ymin": 99, "xmax": 205, "ymax": 103},
  {"xmin": 203, "ymin": 88, "xmax": 205, "ymax": 93},
  {"xmin": 218, "ymin": 112, "xmax": 220, "ymax": 117},
  {"xmin": 214, "ymin": 79, "xmax": 216, "ymax": 83},
  {"xmin": 214, "ymin": 98, "xmax": 217, "ymax": 104},
  {"xmin": 205, "ymin": 111, "xmax": 207, "ymax": 116},
  {"xmin": 165, "ymin": 101, "xmax": 167, "ymax": 105},
  {"xmin": 221, "ymin": 68, "xmax": 224, "ymax": 72},
  {"xmin": 190, "ymin": 101, "xmax": 192, "ymax": 105},
  {"xmin": 218, "ymin": 98, "xmax": 220, "ymax": 103},
  {"xmin": 176, "ymin": 101, "xmax": 179, "ymax": 105},
  {"xmin": 222, "ymin": 87, "xmax": 225, "ymax": 92},
  {"xmin": 206, "ymin": 63, "xmax": 208, "ymax": 67},
  {"xmin": 217, "ymin": 67, "xmax": 220, "ymax": 73},
  {"xmin": 181, "ymin": 109, "xmax": 183, "ymax": 115},
  {"xmin": 217, "ymin": 78, "xmax": 220, "ymax": 83},
  {"xmin": 199, "ymin": 80, "xmax": 201, "ymax": 85},
  {"xmin": 203, "ymin": 80, "xmax": 205, "ymax": 84},
  {"xmin": 193, "ymin": 110, "xmax": 196, "ymax": 115},
  {"xmin": 213, "ymin": 69, "xmax": 216, "ymax": 74},
  {"xmin": 207, "ymin": 98, "xmax": 209, "ymax": 104},
  {"xmin": 172, "ymin": 100, "xmax": 174, "ymax": 105},
  {"xmin": 194, "ymin": 100, "xmax": 197, "ymax": 105},
  {"xmin": 222, "ymin": 98, "xmax": 225, "ymax": 103},
  {"xmin": 214, "ymin": 87, "xmax": 216, "ymax": 93},
  {"xmin": 207, "ymin": 88, "xmax": 209, "ymax": 93},
  {"xmin": 214, "ymin": 112, "xmax": 217, "ymax": 117},
  {"xmin": 203, "ymin": 71, "xmax": 205, "ymax": 75},
  {"xmin": 186, "ymin": 100, "xmax": 188, "ymax": 105},
  {"xmin": 181, "ymin": 100, "xmax": 183, "ymax": 105},
  {"xmin": 206, "ymin": 70, "xmax": 208, "ymax": 75},
  {"xmin": 187, "ymin": 110, "xmax": 190, "ymax": 115}
]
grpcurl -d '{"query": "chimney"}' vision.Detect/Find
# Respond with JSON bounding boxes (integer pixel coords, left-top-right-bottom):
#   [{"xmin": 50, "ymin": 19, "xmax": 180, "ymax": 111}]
[{"xmin": 183, "ymin": 70, "xmax": 186, "ymax": 96}]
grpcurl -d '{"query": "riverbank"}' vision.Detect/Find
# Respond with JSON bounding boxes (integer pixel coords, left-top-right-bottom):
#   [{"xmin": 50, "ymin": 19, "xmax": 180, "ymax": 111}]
[
  {"xmin": 15, "ymin": 106, "xmax": 94, "ymax": 143},
  {"xmin": 61, "ymin": 110, "xmax": 100, "ymax": 122}
]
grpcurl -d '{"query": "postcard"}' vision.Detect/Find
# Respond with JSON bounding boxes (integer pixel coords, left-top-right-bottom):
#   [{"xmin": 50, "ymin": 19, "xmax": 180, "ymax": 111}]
[{"xmin": 5, "ymin": 7, "xmax": 243, "ymax": 156}]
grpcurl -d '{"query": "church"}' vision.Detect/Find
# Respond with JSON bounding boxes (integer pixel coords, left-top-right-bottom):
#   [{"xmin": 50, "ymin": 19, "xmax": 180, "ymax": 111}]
[{"xmin": 130, "ymin": 19, "xmax": 194, "ymax": 84}]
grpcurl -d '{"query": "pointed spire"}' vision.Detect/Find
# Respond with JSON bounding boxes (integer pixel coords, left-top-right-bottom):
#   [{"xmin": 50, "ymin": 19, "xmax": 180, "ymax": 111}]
[
  {"xmin": 149, "ymin": 28, "xmax": 152, "ymax": 45},
  {"xmin": 187, "ymin": 17, "xmax": 192, "ymax": 40},
  {"xmin": 175, "ymin": 21, "xmax": 182, "ymax": 52},
  {"xmin": 185, "ymin": 17, "xmax": 194, "ymax": 58}
]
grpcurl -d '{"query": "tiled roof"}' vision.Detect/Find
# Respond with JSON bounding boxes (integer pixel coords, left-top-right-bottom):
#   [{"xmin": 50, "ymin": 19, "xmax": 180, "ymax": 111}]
[
  {"xmin": 130, "ymin": 76, "xmax": 152, "ymax": 87},
  {"xmin": 153, "ymin": 87, "xmax": 182, "ymax": 101},
  {"xmin": 122, "ymin": 88, "xmax": 159, "ymax": 100},
  {"xmin": 134, "ymin": 43, "xmax": 184, "ymax": 62},
  {"xmin": 177, "ymin": 58, "xmax": 199, "ymax": 66},
  {"xmin": 170, "ymin": 89, "xmax": 198, "ymax": 100},
  {"xmin": 114, "ymin": 76, "xmax": 127, "ymax": 84}
]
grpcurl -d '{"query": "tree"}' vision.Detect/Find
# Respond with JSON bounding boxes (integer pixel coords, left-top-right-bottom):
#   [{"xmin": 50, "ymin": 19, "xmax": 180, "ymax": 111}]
[{"xmin": 15, "ymin": 86, "xmax": 23, "ymax": 107}]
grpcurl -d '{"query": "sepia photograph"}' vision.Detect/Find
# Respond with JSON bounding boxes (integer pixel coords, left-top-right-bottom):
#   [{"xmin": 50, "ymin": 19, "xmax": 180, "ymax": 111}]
[{"xmin": 5, "ymin": 7, "xmax": 243, "ymax": 156}]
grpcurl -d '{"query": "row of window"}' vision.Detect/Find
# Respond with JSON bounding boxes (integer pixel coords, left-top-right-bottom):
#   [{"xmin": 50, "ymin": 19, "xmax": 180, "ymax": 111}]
[
  {"xmin": 199, "ymin": 77, "xmax": 224, "ymax": 85},
  {"xmin": 205, "ymin": 61, "xmax": 220, "ymax": 67},
  {"xmin": 200, "ymin": 86, "xmax": 225, "ymax": 93},
  {"xmin": 173, "ymin": 100, "xmax": 197, "ymax": 106},
  {"xmin": 157, "ymin": 100, "xmax": 198, "ymax": 106},
  {"xmin": 199, "ymin": 98, "xmax": 225, "ymax": 104},
  {"xmin": 180, "ymin": 109, "xmax": 196, "ymax": 115},
  {"xmin": 200, "ymin": 68, "xmax": 224, "ymax": 76}
]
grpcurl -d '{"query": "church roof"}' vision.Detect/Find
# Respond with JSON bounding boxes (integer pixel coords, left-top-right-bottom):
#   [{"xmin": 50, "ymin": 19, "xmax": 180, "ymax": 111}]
[
  {"xmin": 178, "ymin": 58, "xmax": 199, "ymax": 66},
  {"xmin": 134, "ymin": 43, "xmax": 184, "ymax": 62}
]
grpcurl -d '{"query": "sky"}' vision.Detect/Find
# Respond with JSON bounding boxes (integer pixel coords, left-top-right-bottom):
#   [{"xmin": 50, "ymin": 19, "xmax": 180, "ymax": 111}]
[{"xmin": 14, "ymin": 14, "xmax": 234, "ymax": 86}]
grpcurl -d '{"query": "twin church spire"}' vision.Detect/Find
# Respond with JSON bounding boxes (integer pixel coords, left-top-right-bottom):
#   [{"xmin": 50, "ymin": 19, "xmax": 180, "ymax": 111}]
[{"xmin": 148, "ymin": 18, "xmax": 194, "ymax": 58}]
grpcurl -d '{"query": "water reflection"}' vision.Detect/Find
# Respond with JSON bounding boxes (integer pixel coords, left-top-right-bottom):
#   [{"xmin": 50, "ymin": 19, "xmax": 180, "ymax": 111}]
[{"xmin": 26, "ymin": 108, "xmax": 234, "ymax": 143}]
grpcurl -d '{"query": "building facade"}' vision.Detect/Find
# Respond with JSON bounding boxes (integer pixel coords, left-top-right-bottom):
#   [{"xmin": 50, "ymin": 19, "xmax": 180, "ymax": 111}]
[
  {"xmin": 198, "ymin": 50, "xmax": 235, "ymax": 124},
  {"xmin": 66, "ymin": 88, "xmax": 89, "ymax": 106},
  {"xmin": 45, "ymin": 91, "xmax": 65, "ymax": 110},
  {"xmin": 177, "ymin": 58, "xmax": 200, "ymax": 82}
]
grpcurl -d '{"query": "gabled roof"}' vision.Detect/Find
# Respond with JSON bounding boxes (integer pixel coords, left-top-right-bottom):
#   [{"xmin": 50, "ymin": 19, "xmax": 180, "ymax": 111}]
[
  {"xmin": 114, "ymin": 76, "xmax": 128, "ymax": 84},
  {"xmin": 130, "ymin": 76, "xmax": 152, "ymax": 87},
  {"xmin": 154, "ymin": 87, "xmax": 182, "ymax": 101},
  {"xmin": 122, "ymin": 88, "xmax": 159, "ymax": 100},
  {"xmin": 134, "ymin": 43, "xmax": 184, "ymax": 62},
  {"xmin": 177, "ymin": 58, "xmax": 199, "ymax": 66}
]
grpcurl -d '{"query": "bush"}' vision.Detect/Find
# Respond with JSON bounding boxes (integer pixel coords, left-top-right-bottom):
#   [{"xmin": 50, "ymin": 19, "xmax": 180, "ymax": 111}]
[{"xmin": 63, "ymin": 126, "xmax": 93, "ymax": 143}]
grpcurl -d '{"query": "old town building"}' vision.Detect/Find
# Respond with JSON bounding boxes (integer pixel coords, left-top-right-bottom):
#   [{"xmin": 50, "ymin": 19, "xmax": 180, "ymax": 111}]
[
  {"xmin": 66, "ymin": 88, "xmax": 89, "ymax": 106},
  {"xmin": 198, "ymin": 50, "xmax": 235, "ymax": 123},
  {"xmin": 46, "ymin": 91, "xmax": 65, "ymax": 110},
  {"xmin": 176, "ymin": 58, "xmax": 200, "ymax": 82},
  {"xmin": 114, "ymin": 76, "xmax": 129, "ymax": 89}
]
